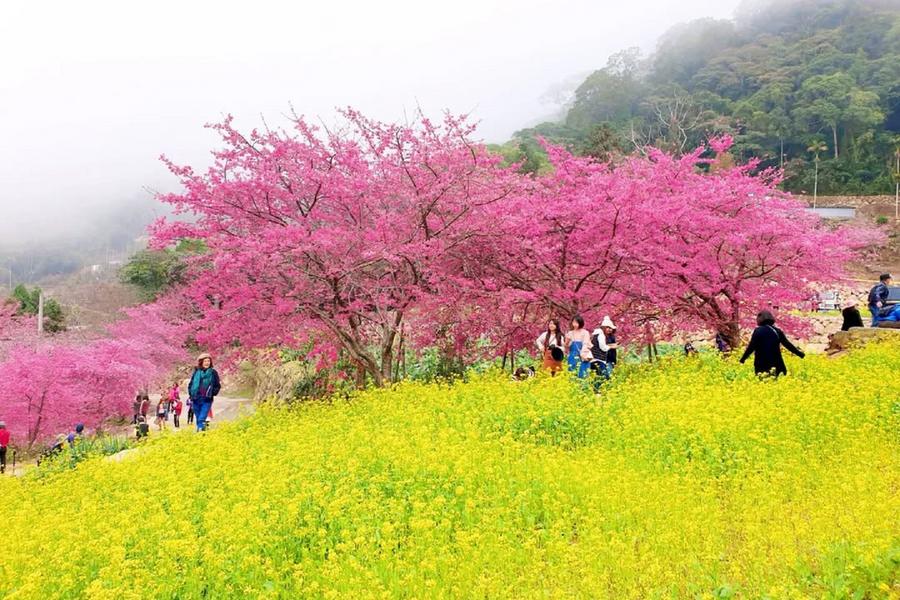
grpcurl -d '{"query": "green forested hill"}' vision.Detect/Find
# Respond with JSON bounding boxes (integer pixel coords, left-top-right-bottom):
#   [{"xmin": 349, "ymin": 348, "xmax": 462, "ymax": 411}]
[{"xmin": 497, "ymin": 0, "xmax": 900, "ymax": 195}]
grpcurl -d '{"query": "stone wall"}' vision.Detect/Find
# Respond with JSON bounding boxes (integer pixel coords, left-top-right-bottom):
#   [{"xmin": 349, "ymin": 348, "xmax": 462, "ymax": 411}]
[
  {"xmin": 809, "ymin": 195, "xmax": 895, "ymax": 207},
  {"xmin": 826, "ymin": 324, "xmax": 900, "ymax": 355}
]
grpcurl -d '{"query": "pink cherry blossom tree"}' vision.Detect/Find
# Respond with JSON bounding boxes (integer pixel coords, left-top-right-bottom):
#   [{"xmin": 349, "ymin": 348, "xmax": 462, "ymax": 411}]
[
  {"xmin": 152, "ymin": 110, "xmax": 521, "ymax": 385},
  {"xmin": 0, "ymin": 300, "xmax": 188, "ymax": 447},
  {"xmin": 622, "ymin": 139, "xmax": 880, "ymax": 347},
  {"xmin": 481, "ymin": 137, "xmax": 881, "ymax": 349}
]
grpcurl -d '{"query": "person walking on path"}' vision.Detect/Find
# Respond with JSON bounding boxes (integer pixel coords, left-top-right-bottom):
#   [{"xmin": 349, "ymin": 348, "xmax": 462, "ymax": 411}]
[
  {"xmin": 172, "ymin": 396, "xmax": 183, "ymax": 429},
  {"xmin": 535, "ymin": 319, "xmax": 566, "ymax": 376},
  {"xmin": 868, "ymin": 273, "xmax": 892, "ymax": 326},
  {"xmin": 186, "ymin": 397, "xmax": 194, "ymax": 425},
  {"xmin": 739, "ymin": 310, "xmax": 805, "ymax": 377},
  {"xmin": 139, "ymin": 394, "xmax": 150, "ymax": 421},
  {"xmin": 0, "ymin": 422, "xmax": 10, "ymax": 474},
  {"xmin": 565, "ymin": 315, "xmax": 593, "ymax": 379},
  {"xmin": 188, "ymin": 353, "xmax": 221, "ymax": 432},
  {"xmin": 155, "ymin": 398, "xmax": 167, "ymax": 431},
  {"xmin": 168, "ymin": 382, "xmax": 180, "ymax": 404},
  {"xmin": 132, "ymin": 394, "xmax": 142, "ymax": 425},
  {"xmin": 167, "ymin": 382, "xmax": 180, "ymax": 427}
]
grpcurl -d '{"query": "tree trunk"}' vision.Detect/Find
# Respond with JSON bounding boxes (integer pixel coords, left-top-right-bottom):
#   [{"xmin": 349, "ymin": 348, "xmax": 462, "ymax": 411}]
[
  {"xmin": 832, "ymin": 125, "xmax": 839, "ymax": 159},
  {"xmin": 722, "ymin": 321, "xmax": 741, "ymax": 354},
  {"xmin": 355, "ymin": 364, "xmax": 366, "ymax": 388},
  {"xmin": 394, "ymin": 331, "xmax": 404, "ymax": 382},
  {"xmin": 381, "ymin": 345, "xmax": 394, "ymax": 386},
  {"xmin": 28, "ymin": 391, "xmax": 47, "ymax": 449}
]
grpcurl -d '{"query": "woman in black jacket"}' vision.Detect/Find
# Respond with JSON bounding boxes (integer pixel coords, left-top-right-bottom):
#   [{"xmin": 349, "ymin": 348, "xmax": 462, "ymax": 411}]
[{"xmin": 739, "ymin": 311, "xmax": 805, "ymax": 377}]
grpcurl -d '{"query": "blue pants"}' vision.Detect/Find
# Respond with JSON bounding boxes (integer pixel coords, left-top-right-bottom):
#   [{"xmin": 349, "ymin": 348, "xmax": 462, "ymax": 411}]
[
  {"xmin": 567, "ymin": 342, "xmax": 589, "ymax": 379},
  {"xmin": 194, "ymin": 399, "xmax": 212, "ymax": 431},
  {"xmin": 589, "ymin": 360, "xmax": 611, "ymax": 392},
  {"xmin": 870, "ymin": 305, "xmax": 880, "ymax": 327}
]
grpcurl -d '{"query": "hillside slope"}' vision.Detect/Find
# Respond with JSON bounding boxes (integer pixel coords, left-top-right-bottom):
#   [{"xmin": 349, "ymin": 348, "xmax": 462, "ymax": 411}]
[{"xmin": 0, "ymin": 342, "xmax": 898, "ymax": 598}]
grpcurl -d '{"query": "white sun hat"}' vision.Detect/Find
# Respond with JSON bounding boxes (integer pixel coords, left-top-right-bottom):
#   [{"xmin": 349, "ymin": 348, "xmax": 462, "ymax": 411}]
[{"xmin": 601, "ymin": 316, "xmax": 616, "ymax": 329}]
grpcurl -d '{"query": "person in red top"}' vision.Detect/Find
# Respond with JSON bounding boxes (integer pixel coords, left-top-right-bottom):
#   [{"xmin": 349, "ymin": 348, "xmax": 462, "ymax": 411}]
[
  {"xmin": 168, "ymin": 382, "xmax": 181, "ymax": 428},
  {"xmin": 0, "ymin": 421, "xmax": 10, "ymax": 474},
  {"xmin": 172, "ymin": 397, "xmax": 183, "ymax": 428}
]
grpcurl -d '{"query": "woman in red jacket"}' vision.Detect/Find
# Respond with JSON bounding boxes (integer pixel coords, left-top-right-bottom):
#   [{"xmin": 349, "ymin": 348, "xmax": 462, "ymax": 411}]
[{"xmin": 0, "ymin": 422, "xmax": 10, "ymax": 474}]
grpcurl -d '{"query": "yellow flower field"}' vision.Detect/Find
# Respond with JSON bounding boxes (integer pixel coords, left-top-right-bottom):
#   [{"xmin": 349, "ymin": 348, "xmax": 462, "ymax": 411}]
[{"xmin": 1, "ymin": 342, "xmax": 898, "ymax": 599}]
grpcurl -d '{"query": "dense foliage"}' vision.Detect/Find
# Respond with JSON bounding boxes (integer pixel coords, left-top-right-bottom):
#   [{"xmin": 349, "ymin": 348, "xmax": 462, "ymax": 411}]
[
  {"xmin": 502, "ymin": 0, "xmax": 900, "ymax": 195},
  {"xmin": 10, "ymin": 284, "xmax": 65, "ymax": 332},
  {"xmin": 0, "ymin": 340, "xmax": 897, "ymax": 598},
  {"xmin": 119, "ymin": 240, "xmax": 205, "ymax": 300}
]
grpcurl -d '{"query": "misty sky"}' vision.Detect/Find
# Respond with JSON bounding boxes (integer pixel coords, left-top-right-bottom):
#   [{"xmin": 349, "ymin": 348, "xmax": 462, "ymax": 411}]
[{"xmin": 0, "ymin": 0, "xmax": 742, "ymax": 247}]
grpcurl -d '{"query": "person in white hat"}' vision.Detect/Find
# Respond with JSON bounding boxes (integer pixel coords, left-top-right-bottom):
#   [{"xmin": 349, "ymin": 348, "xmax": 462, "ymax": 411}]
[
  {"xmin": 587, "ymin": 317, "xmax": 614, "ymax": 383},
  {"xmin": 841, "ymin": 300, "xmax": 864, "ymax": 331},
  {"xmin": 600, "ymin": 316, "xmax": 618, "ymax": 368}
]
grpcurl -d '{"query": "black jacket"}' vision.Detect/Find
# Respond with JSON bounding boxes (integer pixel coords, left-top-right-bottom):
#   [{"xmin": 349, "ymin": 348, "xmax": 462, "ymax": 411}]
[
  {"xmin": 841, "ymin": 307, "xmax": 864, "ymax": 331},
  {"xmin": 740, "ymin": 324, "xmax": 804, "ymax": 376}
]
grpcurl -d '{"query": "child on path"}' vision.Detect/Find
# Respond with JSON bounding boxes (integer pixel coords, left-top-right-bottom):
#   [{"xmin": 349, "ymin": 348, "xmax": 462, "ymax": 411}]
[
  {"xmin": 168, "ymin": 381, "xmax": 180, "ymax": 427},
  {"xmin": 172, "ymin": 397, "xmax": 183, "ymax": 428},
  {"xmin": 155, "ymin": 399, "xmax": 167, "ymax": 431}
]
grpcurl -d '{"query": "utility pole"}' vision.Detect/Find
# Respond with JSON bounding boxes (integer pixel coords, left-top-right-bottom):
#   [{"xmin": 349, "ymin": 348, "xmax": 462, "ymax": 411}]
[
  {"xmin": 807, "ymin": 141, "xmax": 827, "ymax": 209},
  {"xmin": 894, "ymin": 147, "xmax": 899, "ymax": 221},
  {"xmin": 813, "ymin": 158, "xmax": 819, "ymax": 209},
  {"xmin": 37, "ymin": 291, "xmax": 44, "ymax": 334}
]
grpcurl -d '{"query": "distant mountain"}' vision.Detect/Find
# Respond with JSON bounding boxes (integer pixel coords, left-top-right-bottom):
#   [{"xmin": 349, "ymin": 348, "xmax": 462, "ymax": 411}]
[
  {"xmin": 495, "ymin": 0, "xmax": 900, "ymax": 196},
  {"xmin": 0, "ymin": 195, "xmax": 163, "ymax": 285}
]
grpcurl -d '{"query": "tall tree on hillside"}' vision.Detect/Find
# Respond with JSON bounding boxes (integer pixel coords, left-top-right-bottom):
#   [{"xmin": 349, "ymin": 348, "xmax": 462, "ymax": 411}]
[{"xmin": 566, "ymin": 48, "xmax": 645, "ymax": 130}]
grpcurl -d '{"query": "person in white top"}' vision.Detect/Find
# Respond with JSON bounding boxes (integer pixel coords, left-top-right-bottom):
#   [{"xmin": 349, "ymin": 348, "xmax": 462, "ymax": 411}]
[{"xmin": 535, "ymin": 319, "xmax": 566, "ymax": 376}]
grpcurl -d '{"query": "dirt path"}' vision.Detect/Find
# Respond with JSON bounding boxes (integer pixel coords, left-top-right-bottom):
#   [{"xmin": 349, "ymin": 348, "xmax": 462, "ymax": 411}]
[
  {"xmin": 4, "ymin": 392, "xmax": 255, "ymax": 475},
  {"xmin": 131, "ymin": 391, "xmax": 255, "ymax": 435}
]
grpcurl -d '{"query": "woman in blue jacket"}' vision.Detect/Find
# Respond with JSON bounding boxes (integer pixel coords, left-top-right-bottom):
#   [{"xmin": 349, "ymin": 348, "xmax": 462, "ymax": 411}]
[{"xmin": 188, "ymin": 353, "xmax": 221, "ymax": 431}]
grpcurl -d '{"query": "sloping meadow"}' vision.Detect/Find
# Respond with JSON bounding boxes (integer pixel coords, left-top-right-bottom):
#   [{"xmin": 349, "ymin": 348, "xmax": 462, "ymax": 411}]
[{"xmin": 1, "ymin": 343, "xmax": 898, "ymax": 598}]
